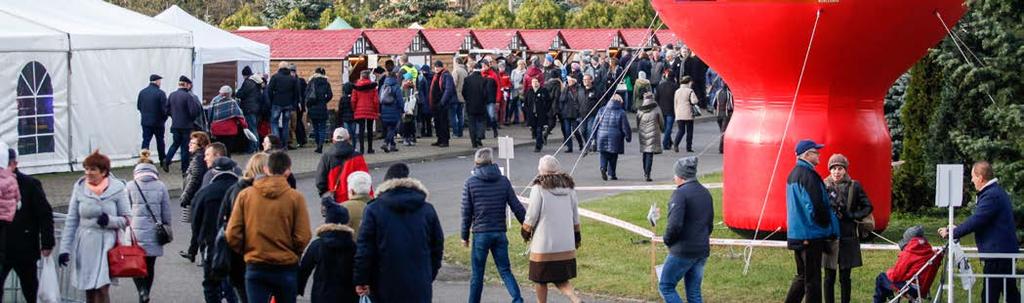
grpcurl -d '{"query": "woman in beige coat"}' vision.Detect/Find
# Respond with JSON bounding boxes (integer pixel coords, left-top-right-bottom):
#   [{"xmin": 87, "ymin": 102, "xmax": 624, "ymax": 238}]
[
  {"xmin": 673, "ymin": 76, "xmax": 700, "ymax": 153},
  {"xmin": 522, "ymin": 155, "xmax": 582, "ymax": 303}
]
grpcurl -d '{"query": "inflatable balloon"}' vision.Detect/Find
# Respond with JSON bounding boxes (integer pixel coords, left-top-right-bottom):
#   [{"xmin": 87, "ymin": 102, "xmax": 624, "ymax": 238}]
[{"xmin": 651, "ymin": 0, "xmax": 966, "ymax": 235}]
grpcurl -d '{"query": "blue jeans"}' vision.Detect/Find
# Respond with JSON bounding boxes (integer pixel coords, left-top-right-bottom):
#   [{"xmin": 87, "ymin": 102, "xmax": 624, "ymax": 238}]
[
  {"xmin": 340, "ymin": 121, "xmax": 358, "ymax": 142},
  {"xmin": 560, "ymin": 118, "xmax": 582, "ymax": 151},
  {"xmin": 244, "ymin": 114, "xmax": 260, "ymax": 152},
  {"xmin": 270, "ymin": 105, "xmax": 293, "ymax": 149},
  {"xmin": 487, "ymin": 103, "xmax": 499, "ymax": 133},
  {"xmin": 662, "ymin": 114, "xmax": 675, "ymax": 148},
  {"xmin": 166, "ymin": 128, "xmax": 191, "ymax": 174},
  {"xmin": 505, "ymin": 97, "xmax": 521, "ymax": 123},
  {"xmin": 659, "ymin": 255, "xmax": 706, "ymax": 303},
  {"xmin": 468, "ymin": 114, "xmax": 487, "ymax": 145},
  {"xmin": 382, "ymin": 121, "xmax": 398, "ymax": 147},
  {"xmin": 599, "ymin": 152, "xmax": 618, "ymax": 177},
  {"xmin": 312, "ymin": 119, "xmax": 328, "ymax": 147},
  {"xmin": 450, "ymin": 102, "xmax": 465, "ymax": 137},
  {"xmin": 469, "ymin": 232, "xmax": 523, "ymax": 303},
  {"xmin": 245, "ymin": 265, "xmax": 297, "ymax": 303},
  {"xmin": 581, "ymin": 116, "xmax": 595, "ymax": 149},
  {"xmin": 141, "ymin": 125, "xmax": 166, "ymax": 162}
]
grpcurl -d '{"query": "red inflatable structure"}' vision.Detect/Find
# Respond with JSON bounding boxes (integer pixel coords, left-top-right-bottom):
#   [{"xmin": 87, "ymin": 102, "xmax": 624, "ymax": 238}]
[{"xmin": 651, "ymin": 0, "xmax": 965, "ymax": 234}]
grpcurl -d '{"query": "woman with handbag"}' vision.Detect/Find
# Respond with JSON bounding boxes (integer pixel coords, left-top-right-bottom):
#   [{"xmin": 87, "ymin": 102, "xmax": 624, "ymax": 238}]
[
  {"xmin": 822, "ymin": 154, "xmax": 874, "ymax": 303},
  {"xmin": 59, "ymin": 150, "xmax": 132, "ymax": 303},
  {"xmin": 126, "ymin": 150, "xmax": 173, "ymax": 303}
]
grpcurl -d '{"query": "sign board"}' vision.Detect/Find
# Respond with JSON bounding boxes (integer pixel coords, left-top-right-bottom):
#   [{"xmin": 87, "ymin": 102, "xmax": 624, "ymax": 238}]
[
  {"xmin": 935, "ymin": 164, "xmax": 964, "ymax": 207},
  {"xmin": 498, "ymin": 137, "xmax": 514, "ymax": 159}
]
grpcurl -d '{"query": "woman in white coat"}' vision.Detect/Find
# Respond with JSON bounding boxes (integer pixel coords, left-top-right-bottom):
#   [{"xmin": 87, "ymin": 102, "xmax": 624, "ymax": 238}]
[
  {"xmin": 59, "ymin": 151, "xmax": 131, "ymax": 303},
  {"xmin": 521, "ymin": 155, "xmax": 582, "ymax": 303},
  {"xmin": 673, "ymin": 76, "xmax": 700, "ymax": 153}
]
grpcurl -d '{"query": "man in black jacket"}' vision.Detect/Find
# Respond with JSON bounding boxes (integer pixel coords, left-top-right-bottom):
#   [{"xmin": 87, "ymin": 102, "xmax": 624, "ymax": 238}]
[
  {"xmin": 463, "ymin": 64, "xmax": 489, "ymax": 148},
  {"xmin": 1, "ymin": 149, "xmax": 55, "ymax": 303},
  {"xmin": 289, "ymin": 64, "xmax": 308, "ymax": 149},
  {"xmin": 164, "ymin": 76, "xmax": 202, "ymax": 174},
  {"xmin": 191, "ymin": 156, "xmax": 239, "ymax": 303},
  {"xmin": 138, "ymin": 74, "xmax": 168, "ymax": 164},
  {"xmin": 656, "ymin": 73, "xmax": 680, "ymax": 150},
  {"xmin": 268, "ymin": 61, "xmax": 301, "ymax": 150},
  {"xmin": 659, "ymin": 156, "xmax": 713, "ymax": 303},
  {"xmin": 235, "ymin": 66, "xmax": 263, "ymax": 153}
]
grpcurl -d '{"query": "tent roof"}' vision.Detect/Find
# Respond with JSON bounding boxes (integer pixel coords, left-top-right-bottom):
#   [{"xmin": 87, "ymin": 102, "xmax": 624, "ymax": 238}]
[
  {"xmin": 518, "ymin": 29, "xmax": 561, "ymax": 51},
  {"xmin": 620, "ymin": 29, "xmax": 657, "ymax": 47},
  {"xmin": 471, "ymin": 29, "xmax": 520, "ymax": 50},
  {"xmin": 325, "ymin": 17, "xmax": 354, "ymax": 30},
  {"xmin": 421, "ymin": 29, "xmax": 474, "ymax": 53},
  {"xmin": 560, "ymin": 29, "xmax": 620, "ymax": 50},
  {"xmin": 362, "ymin": 29, "xmax": 424, "ymax": 55},
  {"xmin": 234, "ymin": 29, "xmax": 362, "ymax": 60},
  {"xmin": 0, "ymin": 0, "xmax": 191, "ymax": 50},
  {"xmin": 155, "ymin": 5, "xmax": 269, "ymax": 64},
  {"xmin": 0, "ymin": 10, "xmax": 69, "ymax": 52}
]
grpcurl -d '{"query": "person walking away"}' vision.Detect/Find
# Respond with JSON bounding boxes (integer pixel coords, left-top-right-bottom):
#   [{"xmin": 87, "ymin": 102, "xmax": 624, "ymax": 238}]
[
  {"xmin": 417, "ymin": 65, "xmax": 435, "ymax": 138},
  {"xmin": 429, "ymin": 60, "xmax": 457, "ymax": 148},
  {"xmin": 401, "ymin": 72, "xmax": 418, "ymax": 146},
  {"xmin": 138, "ymin": 74, "xmax": 168, "ymax": 166},
  {"xmin": 463, "ymin": 63, "xmax": 489, "ymax": 148},
  {"xmin": 337, "ymin": 83, "xmax": 357, "ymax": 143},
  {"xmin": 287, "ymin": 64, "xmax": 308, "ymax": 149},
  {"xmin": 633, "ymin": 71, "xmax": 653, "ymax": 113},
  {"xmin": 784, "ymin": 139, "xmax": 839, "ymax": 303},
  {"xmin": 526, "ymin": 78, "xmax": 552, "ymax": 152},
  {"xmin": 379, "ymin": 72, "xmax": 405, "ymax": 153},
  {"xmin": 462, "ymin": 148, "xmax": 528, "ymax": 303},
  {"xmin": 299, "ymin": 200, "xmax": 358, "ymax": 303},
  {"xmin": 822, "ymin": 154, "xmax": 873, "ymax": 303},
  {"xmin": 657, "ymin": 71, "xmax": 680, "ymax": 151},
  {"xmin": 236, "ymin": 67, "xmax": 264, "ymax": 153},
  {"xmin": 595, "ymin": 95, "xmax": 632, "ymax": 181},
  {"xmin": 352, "ymin": 70, "xmax": 380, "ymax": 154},
  {"xmin": 178, "ymin": 132, "xmax": 211, "ymax": 261},
  {"xmin": 659, "ymin": 157, "xmax": 713, "ymax": 303},
  {"xmin": 226, "ymin": 151, "xmax": 312, "ymax": 303},
  {"xmin": 673, "ymin": 76, "xmax": 700, "ymax": 153},
  {"xmin": 58, "ymin": 151, "xmax": 131, "ymax": 303},
  {"xmin": 192, "ymin": 156, "xmax": 240, "ymax": 303},
  {"xmin": 209, "ymin": 86, "xmax": 249, "ymax": 154},
  {"xmin": 637, "ymin": 93, "xmax": 664, "ymax": 182},
  {"xmin": 315, "ymin": 128, "xmax": 358, "ymax": 196},
  {"xmin": 716, "ymin": 84, "xmax": 734, "ymax": 154},
  {"xmin": 559, "ymin": 77, "xmax": 585, "ymax": 153},
  {"xmin": 452, "ymin": 56, "xmax": 469, "ymax": 138},
  {"xmin": 306, "ymin": 67, "xmax": 334, "ymax": 154},
  {"xmin": 126, "ymin": 151, "xmax": 172, "ymax": 302},
  {"xmin": 939, "ymin": 161, "xmax": 1020, "ymax": 303},
  {"xmin": 164, "ymin": 76, "xmax": 203, "ymax": 174},
  {"xmin": 218, "ymin": 153, "xmax": 272, "ymax": 303},
  {"xmin": 354, "ymin": 168, "xmax": 444, "ymax": 302},
  {"xmin": 340, "ymin": 171, "xmax": 371, "ymax": 233},
  {"xmin": 269, "ymin": 61, "xmax": 302, "ymax": 150},
  {"xmin": 522, "ymin": 156, "xmax": 582, "ymax": 303},
  {"xmin": 0, "ymin": 147, "xmax": 54, "ymax": 303},
  {"xmin": 543, "ymin": 75, "xmax": 563, "ymax": 141},
  {"xmin": 873, "ymin": 226, "xmax": 939, "ymax": 303}
]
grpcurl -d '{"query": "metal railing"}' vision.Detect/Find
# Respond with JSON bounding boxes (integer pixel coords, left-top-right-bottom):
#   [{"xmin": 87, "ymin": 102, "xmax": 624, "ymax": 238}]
[
  {"xmin": 2, "ymin": 212, "xmax": 86, "ymax": 303},
  {"xmin": 948, "ymin": 252, "xmax": 1024, "ymax": 303}
]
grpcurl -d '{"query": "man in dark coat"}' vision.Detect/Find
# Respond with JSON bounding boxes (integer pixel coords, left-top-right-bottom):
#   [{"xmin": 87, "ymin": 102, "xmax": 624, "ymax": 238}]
[
  {"xmin": 785, "ymin": 140, "xmax": 839, "ymax": 303},
  {"xmin": 416, "ymin": 65, "xmax": 434, "ymax": 138},
  {"xmin": 559, "ymin": 77, "xmax": 585, "ymax": 153},
  {"xmin": 660, "ymin": 157, "xmax": 713, "ymax": 302},
  {"xmin": 354, "ymin": 175, "xmax": 444, "ymax": 303},
  {"xmin": 656, "ymin": 73, "xmax": 680, "ymax": 150},
  {"xmin": 315, "ymin": 128, "xmax": 359, "ymax": 196},
  {"xmin": 429, "ymin": 61, "xmax": 457, "ymax": 147},
  {"xmin": 940, "ymin": 161, "xmax": 1021, "ymax": 303},
  {"xmin": 268, "ymin": 61, "xmax": 302, "ymax": 150},
  {"xmin": 191, "ymin": 156, "xmax": 239, "ymax": 303},
  {"xmin": 580, "ymin": 74, "xmax": 601, "ymax": 151},
  {"xmin": 461, "ymin": 148, "xmax": 527, "ymax": 303},
  {"xmin": 290, "ymin": 64, "xmax": 308, "ymax": 148},
  {"xmin": 236, "ymin": 66, "xmax": 263, "ymax": 153},
  {"xmin": 138, "ymin": 74, "xmax": 168, "ymax": 164},
  {"xmin": 462, "ymin": 64, "xmax": 489, "ymax": 148},
  {"xmin": 164, "ymin": 76, "xmax": 202, "ymax": 174},
  {"xmin": 0, "ymin": 149, "xmax": 55, "ymax": 302}
]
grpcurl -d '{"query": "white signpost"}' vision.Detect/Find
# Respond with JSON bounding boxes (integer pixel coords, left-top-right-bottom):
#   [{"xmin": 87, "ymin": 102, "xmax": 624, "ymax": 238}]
[
  {"xmin": 499, "ymin": 136, "xmax": 515, "ymax": 227},
  {"xmin": 935, "ymin": 164, "xmax": 963, "ymax": 303}
]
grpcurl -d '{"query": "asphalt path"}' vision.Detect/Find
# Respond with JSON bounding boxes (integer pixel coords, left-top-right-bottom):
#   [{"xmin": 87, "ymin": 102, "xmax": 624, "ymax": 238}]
[{"xmin": 97, "ymin": 120, "xmax": 723, "ymax": 302}]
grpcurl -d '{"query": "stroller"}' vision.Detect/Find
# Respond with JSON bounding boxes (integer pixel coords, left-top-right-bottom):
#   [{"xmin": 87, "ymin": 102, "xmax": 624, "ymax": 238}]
[{"xmin": 888, "ymin": 244, "xmax": 945, "ymax": 303}]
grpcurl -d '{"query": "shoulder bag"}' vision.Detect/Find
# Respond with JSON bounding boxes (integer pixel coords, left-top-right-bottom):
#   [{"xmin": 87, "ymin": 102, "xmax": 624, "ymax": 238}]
[
  {"xmin": 132, "ymin": 181, "xmax": 173, "ymax": 245},
  {"xmin": 846, "ymin": 180, "xmax": 875, "ymax": 237}
]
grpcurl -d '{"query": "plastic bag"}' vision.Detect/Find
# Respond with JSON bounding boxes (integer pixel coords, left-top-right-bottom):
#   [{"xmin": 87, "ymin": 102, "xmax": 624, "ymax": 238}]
[
  {"xmin": 244, "ymin": 128, "xmax": 258, "ymax": 142},
  {"xmin": 360, "ymin": 295, "xmax": 372, "ymax": 303},
  {"xmin": 37, "ymin": 256, "xmax": 60, "ymax": 303}
]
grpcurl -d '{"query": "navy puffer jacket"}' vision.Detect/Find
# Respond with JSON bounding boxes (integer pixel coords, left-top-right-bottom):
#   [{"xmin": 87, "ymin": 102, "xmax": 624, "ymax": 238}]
[
  {"xmin": 379, "ymin": 77, "xmax": 404, "ymax": 125},
  {"xmin": 460, "ymin": 164, "xmax": 526, "ymax": 241},
  {"xmin": 595, "ymin": 101, "xmax": 632, "ymax": 154}
]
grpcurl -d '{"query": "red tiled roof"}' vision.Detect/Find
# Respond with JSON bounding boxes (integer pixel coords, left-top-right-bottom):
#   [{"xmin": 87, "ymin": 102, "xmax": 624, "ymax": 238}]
[
  {"xmin": 421, "ymin": 29, "xmax": 473, "ymax": 53},
  {"xmin": 559, "ymin": 29, "xmax": 620, "ymax": 50},
  {"xmin": 471, "ymin": 29, "xmax": 519, "ymax": 49},
  {"xmin": 518, "ymin": 29, "xmax": 560, "ymax": 51},
  {"xmin": 656, "ymin": 31, "xmax": 681, "ymax": 46},
  {"xmin": 620, "ymin": 29, "xmax": 656, "ymax": 47},
  {"xmin": 233, "ymin": 29, "xmax": 361, "ymax": 59},
  {"xmin": 362, "ymin": 29, "xmax": 423, "ymax": 55}
]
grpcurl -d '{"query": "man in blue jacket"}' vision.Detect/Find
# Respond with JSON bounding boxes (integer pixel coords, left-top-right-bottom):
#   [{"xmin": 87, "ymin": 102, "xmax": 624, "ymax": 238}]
[
  {"xmin": 940, "ymin": 161, "xmax": 1020, "ymax": 303},
  {"xmin": 138, "ymin": 74, "xmax": 168, "ymax": 166},
  {"xmin": 164, "ymin": 76, "xmax": 201, "ymax": 174},
  {"xmin": 785, "ymin": 139, "xmax": 839, "ymax": 303},
  {"xmin": 461, "ymin": 148, "xmax": 527, "ymax": 303},
  {"xmin": 660, "ymin": 156, "xmax": 713, "ymax": 303}
]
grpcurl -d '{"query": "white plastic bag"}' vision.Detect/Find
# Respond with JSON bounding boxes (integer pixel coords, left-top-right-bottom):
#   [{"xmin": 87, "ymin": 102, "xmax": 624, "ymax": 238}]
[
  {"xmin": 359, "ymin": 295, "xmax": 372, "ymax": 303},
  {"xmin": 37, "ymin": 256, "xmax": 60, "ymax": 303},
  {"xmin": 243, "ymin": 128, "xmax": 258, "ymax": 142}
]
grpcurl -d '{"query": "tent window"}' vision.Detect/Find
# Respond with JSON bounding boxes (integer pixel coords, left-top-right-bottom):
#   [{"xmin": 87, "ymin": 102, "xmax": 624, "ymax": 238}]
[{"xmin": 16, "ymin": 62, "xmax": 55, "ymax": 155}]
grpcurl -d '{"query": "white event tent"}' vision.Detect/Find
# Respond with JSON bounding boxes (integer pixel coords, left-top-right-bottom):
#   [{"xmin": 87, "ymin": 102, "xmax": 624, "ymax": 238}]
[
  {"xmin": 155, "ymin": 5, "xmax": 270, "ymax": 102},
  {"xmin": 0, "ymin": 0, "xmax": 193, "ymax": 173}
]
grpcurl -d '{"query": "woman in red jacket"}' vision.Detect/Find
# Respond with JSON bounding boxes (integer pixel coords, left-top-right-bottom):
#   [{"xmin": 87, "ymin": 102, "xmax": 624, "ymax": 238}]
[{"xmin": 351, "ymin": 70, "xmax": 380, "ymax": 154}]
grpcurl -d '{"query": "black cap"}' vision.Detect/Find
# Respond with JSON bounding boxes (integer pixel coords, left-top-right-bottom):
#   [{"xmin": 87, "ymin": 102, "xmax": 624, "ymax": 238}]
[
  {"xmin": 432, "ymin": 60, "xmax": 444, "ymax": 68},
  {"xmin": 149, "ymin": 74, "xmax": 162, "ymax": 82},
  {"xmin": 241, "ymin": 66, "xmax": 253, "ymax": 77},
  {"xmin": 384, "ymin": 163, "xmax": 410, "ymax": 180},
  {"xmin": 179, "ymin": 76, "xmax": 192, "ymax": 84}
]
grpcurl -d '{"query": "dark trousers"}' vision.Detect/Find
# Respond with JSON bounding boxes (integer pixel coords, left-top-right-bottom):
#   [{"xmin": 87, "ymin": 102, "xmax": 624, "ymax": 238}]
[
  {"xmin": 983, "ymin": 259, "xmax": 1021, "ymax": 303},
  {"xmin": 1, "ymin": 259, "xmax": 38, "ymax": 303},
  {"xmin": 560, "ymin": 117, "xmax": 583, "ymax": 151},
  {"xmin": 674, "ymin": 120, "xmax": 695, "ymax": 151},
  {"xmin": 167, "ymin": 128, "xmax": 192, "ymax": 174},
  {"xmin": 293, "ymin": 107, "xmax": 307, "ymax": 146},
  {"xmin": 505, "ymin": 97, "xmax": 521, "ymax": 124},
  {"xmin": 311, "ymin": 119, "xmax": 328, "ymax": 148},
  {"xmin": 662, "ymin": 114, "xmax": 675, "ymax": 149},
  {"xmin": 401, "ymin": 117, "xmax": 417, "ymax": 144},
  {"xmin": 824, "ymin": 268, "xmax": 852, "ymax": 303},
  {"xmin": 785, "ymin": 239, "xmax": 826, "ymax": 303},
  {"xmin": 356, "ymin": 119, "xmax": 374, "ymax": 153},
  {"xmin": 228, "ymin": 253, "xmax": 248, "ymax": 303},
  {"xmin": 245, "ymin": 265, "xmax": 298, "ymax": 303},
  {"xmin": 873, "ymin": 272, "xmax": 907, "ymax": 303},
  {"xmin": 600, "ymin": 152, "xmax": 619, "ymax": 177},
  {"xmin": 141, "ymin": 125, "xmax": 167, "ymax": 162},
  {"xmin": 642, "ymin": 152, "xmax": 654, "ymax": 177},
  {"xmin": 131, "ymin": 256, "xmax": 157, "ymax": 301},
  {"xmin": 532, "ymin": 123, "xmax": 546, "ymax": 151},
  {"xmin": 419, "ymin": 108, "xmax": 433, "ymax": 137},
  {"xmin": 468, "ymin": 114, "xmax": 487, "ymax": 146},
  {"xmin": 718, "ymin": 114, "xmax": 731, "ymax": 153},
  {"xmin": 382, "ymin": 121, "xmax": 398, "ymax": 148},
  {"xmin": 434, "ymin": 106, "xmax": 451, "ymax": 145}
]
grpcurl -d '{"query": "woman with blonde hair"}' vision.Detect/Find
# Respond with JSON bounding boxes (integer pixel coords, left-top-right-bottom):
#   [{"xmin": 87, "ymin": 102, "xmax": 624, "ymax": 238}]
[
  {"xmin": 215, "ymin": 152, "xmax": 270, "ymax": 302},
  {"xmin": 522, "ymin": 155, "xmax": 582, "ymax": 303},
  {"xmin": 126, "ymin": 150, "xmax": 173, "ymax": 302}
]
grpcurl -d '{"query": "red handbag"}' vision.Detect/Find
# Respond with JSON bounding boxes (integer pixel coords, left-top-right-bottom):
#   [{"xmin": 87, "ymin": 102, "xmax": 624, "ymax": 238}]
[{"xmin": 108, "ymin": 227, "xmax": 149, "ymax": 278}]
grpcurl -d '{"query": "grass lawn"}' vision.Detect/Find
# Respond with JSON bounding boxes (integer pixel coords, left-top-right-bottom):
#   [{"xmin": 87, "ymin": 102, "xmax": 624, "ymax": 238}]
[{"xmin": 444, "ymin": 173, "xmax": 994, "ymax": 302}]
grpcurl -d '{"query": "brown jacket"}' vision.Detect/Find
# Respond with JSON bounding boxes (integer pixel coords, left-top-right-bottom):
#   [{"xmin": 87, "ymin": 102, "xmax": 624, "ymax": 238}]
[{"xmin": 226, "ymin": 175, "xmax": 312, "ymax": 266}]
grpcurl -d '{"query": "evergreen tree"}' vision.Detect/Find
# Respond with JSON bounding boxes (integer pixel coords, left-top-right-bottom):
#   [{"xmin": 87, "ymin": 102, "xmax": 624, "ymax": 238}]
[
  {"xmin": 274, "ymin": 7, "xmax": 310, "ymax": 29},
  {"xmin": 220, "ymin": 4, "xmax": 264, "ymax": 30},
  {"xmin": 565, "ymin": 1, "xmax": 614, "ymax": 28},
  {"xmin": 469, "ymin": 1, "xmax": 515, "ymax": 29},
  {"xmin": 884, "ymin": 72, "xmax": 910, "ymax": 161},
  {"xmin": 425, "ymin": 11, "xmax": 468, "ymax": 28},
  {"xmin": 892, "ymin": 53, "xmax": 944, "ymax": 213},
  {"xmin": 513, "ymin": 0, "xmax": 564, "ymax": 29},
  {"xmin": 373, "ymin": 0, "xmax": 449, "ymax": 27},
  {"xmin": 263, "ymin": 0, "xmax": 332, "ymax": 29}
]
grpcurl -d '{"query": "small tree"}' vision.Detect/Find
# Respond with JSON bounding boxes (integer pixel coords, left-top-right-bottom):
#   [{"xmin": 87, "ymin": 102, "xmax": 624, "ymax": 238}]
[
  {"xmin": 318, "ymin": 7, "xmax": 337, "ymax": 29},
  {"xmin": 565, "ymin": 1, "xmax": 614, "ymax": 28},
  {"xmin": 469, "ymin": 1, "xmax": 515, "ymax": 29},
  {"xmin": 219, "ymin": 4, "xmax": 264, "ymax": 30},
  {"xmin": 274, "ymin": 7, "xmax": 310, "ymax": 29},
  {"xmin": 612, "ymin": 0, "xmax": 658, "ymax": 28},
  {"xmin": 373, "ymin": 0, "xmax": 449, "ymax": 27},
  {"xmin": 373, "ymin": 17, "xmax": 403, "ymax": 28},
  {"xmin": 513, "ymin": 0, "xmax": 564, "ymax": 29},
  {"xmin": 425, "ymin": 11, "xmax": 467, "ymax": 28}
]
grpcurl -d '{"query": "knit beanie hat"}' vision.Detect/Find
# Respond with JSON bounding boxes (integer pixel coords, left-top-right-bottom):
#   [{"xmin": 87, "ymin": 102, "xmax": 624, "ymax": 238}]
[
  {"xmin": 538, "ymin": 155, "xmax": 560, "ymax": 174},
  {"xmin": 241, "ymin": 66, "xmax": 253, "ymax": 77},
  {"xmin": 322, "ymin": 197, "xmax": 349, "ymax": 225},
  {"xmin": 674, "ymin": 156, "xmax": 698, "ymax": 179},
  {"xmin": 828, "ymin": 154, "xmax": 849, "ymax": 169},
  {"xmin": 899, "ymin": 225, "xmax": 925, "ymax": 250}
]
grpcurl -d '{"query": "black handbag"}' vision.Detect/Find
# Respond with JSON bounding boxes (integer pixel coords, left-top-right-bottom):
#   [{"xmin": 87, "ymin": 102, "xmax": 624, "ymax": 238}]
[{"xmin": 132, "ymin": 181, "xmax": 173, "ymax": 245}]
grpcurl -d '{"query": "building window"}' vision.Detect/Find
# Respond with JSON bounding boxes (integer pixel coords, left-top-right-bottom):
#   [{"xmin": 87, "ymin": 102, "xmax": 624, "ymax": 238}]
[
  {"xmin": 612, "ymin": 35, "xmax": 623, "ymax": 48},
  {"xmin": 17, "ymin": 61, "xmax": 55, "ymax": 155},
  {"xmin": 352, "ymin": 37, "xmax": 367, "ymax": 55},
  {"xmin": 410, "ymin": 35, "xmax": 427, "ymax": 53},
  {"xmin": 510, "ymin": 35, "xmax": 523, "ymax": 50},
  {"xmin": 461, "ymin": 35, "xmax": 474, "ymax": 51}
]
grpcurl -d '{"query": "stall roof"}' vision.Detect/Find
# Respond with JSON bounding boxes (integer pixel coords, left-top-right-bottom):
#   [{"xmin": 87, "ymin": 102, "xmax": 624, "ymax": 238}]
[
  {"xmin": 560, "ymin": 29, "xmax": 621, "ymax": 50},
  {"xmin": 0, "ymin": 11, "xmax": 69, "ymax": 52},
  {"xmin": 0, "ymin": 0, "xmax": 191, "ymax": 50},
  {"xmin": 518, "ymin": 29, "xmax": 562, "ymax": 51},
  {"xmin": 233, "ymin": 29, "xmax": 362, "ymax": 60},
  {"xmin": 155, "ymin": 5, "xmax": 269, "ymax": 64},
  {"xmin": 619, "ymin": 29, "xmax": 657, "ymax": 47},
  {"xmin": 656, "ymin": 31, "xmax": 681, "ymax": 46},
  {"xmin": 362, "ymin": 29, "xmax": 428, "ymax": 55},
  {"xmin": 471, "ymin": 29, "xmax": 521, "ymax": 50},
  {"xmin": 421, "ymin": 29, "xmax": 475, "ymax": 53}
]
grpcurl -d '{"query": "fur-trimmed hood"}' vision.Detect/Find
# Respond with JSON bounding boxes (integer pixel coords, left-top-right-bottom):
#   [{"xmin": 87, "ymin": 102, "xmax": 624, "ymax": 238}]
[
  {"xmin": 316, "ymin": 223, "xmax": 354, "ymax": 236},
  {"xmin": 375, "ymin": 177, "xmax": 430, "ymax": 213},
  {"xmin": 376, "ymin": 177, "xmax": 429, "ymax": 197},
  {"xmin": 314, "ymin": 223, "xmax": 355, "ymax": 250},
  {"xmin": 531, "ymin": 173, "xmax": 575, "ymax": 190}
]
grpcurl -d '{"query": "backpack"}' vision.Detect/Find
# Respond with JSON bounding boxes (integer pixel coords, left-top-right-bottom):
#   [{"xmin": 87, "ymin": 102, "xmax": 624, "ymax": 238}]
[
  {"xmin": 305, "ymin": 80, "xmax": 319, "ymax": 103},
  {"xmin": 380, "ymin": 85, "xmax": 397, "ymax": 105}
]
